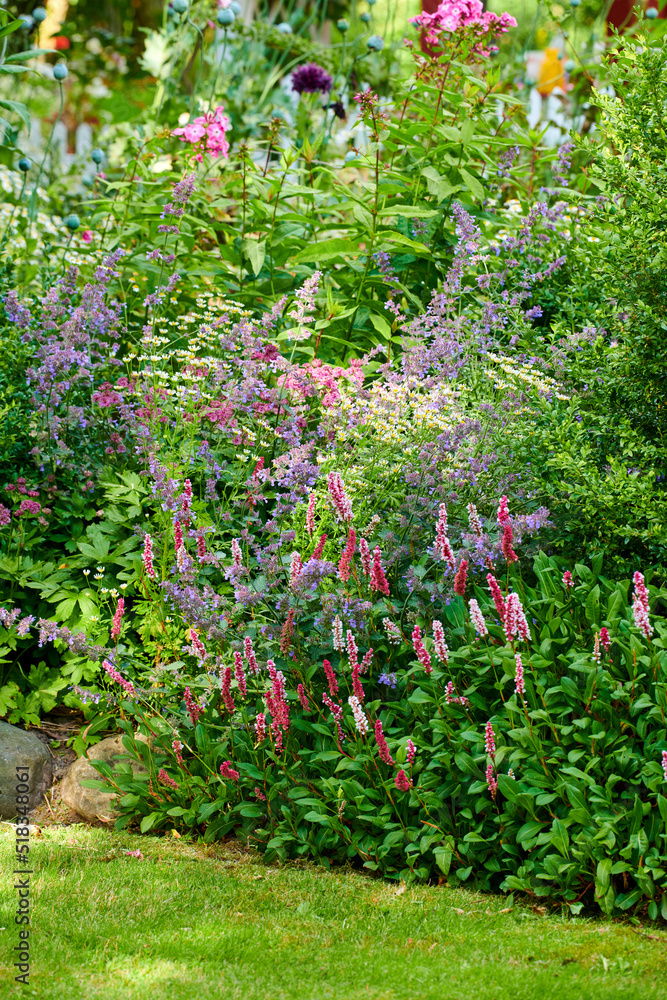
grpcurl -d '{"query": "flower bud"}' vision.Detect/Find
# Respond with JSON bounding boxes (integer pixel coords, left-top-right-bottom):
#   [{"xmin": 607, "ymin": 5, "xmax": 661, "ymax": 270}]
[
  {"xmin": 230, "ymin": 1, "xmax": 242, "ymax": 13},
  {"xmin": 91, "ymin": 147, "xmax": 103, "ymax": 164},
  {"xmin": 337, "ymin": 18, "xmax": 350, "ymax": 32},
  {"xmin": 360, "ymin": 11, "xmax": 371, "ymax": 22},
  {"xmin": 564, "ymin": 58, "xmax": 575, "ymax": 72},
  {"xmin": 65, "ymin": 214, "xmax": 80, "ymax": 231},
  {"xmin": 53, "ymin": 62, "xmax": 68, "ymax": 80},
  {"xmin": 33, "ymin": 7, "xmax": 48, "ymax": 22},
  {"xmin": 569, "ymin": 0, "xmax": 580, "ymax": 6},
  {"xmin": 344, "ymin": 149, "xmax": 358, "ymax": 162},
  {"xmin": 646, "ymin": 5, "xmax": 658, "ymax": 16},
  {"xmin": 18, "ymin": 157, "xmax": 31, "ymax": 172},
  {"xmin": 367, "ymin": 34, "xmax": 384, "ymax": 50},
  {"xmin": 217, "ymin": 8, "xmax": 234, "ymax": 25},
  {"xmin": 172, "ymin": 0, "xmax": 189, "ymax": 13},
  {"xmin": 276, "ymin": 22, "xmax": 292, "ymax": 33}
]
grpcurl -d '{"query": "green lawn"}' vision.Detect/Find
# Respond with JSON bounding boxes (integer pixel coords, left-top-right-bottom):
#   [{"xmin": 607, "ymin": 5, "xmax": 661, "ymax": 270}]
[{"xmin": 1, "ymin": 826, "xmax": 666, "ymax": 1000}]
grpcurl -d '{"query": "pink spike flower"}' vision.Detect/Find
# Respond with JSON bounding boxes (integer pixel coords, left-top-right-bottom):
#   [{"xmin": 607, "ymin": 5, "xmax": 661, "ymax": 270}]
[
  {"xmin": 110, "ymin": 598, "xmax": 125, "ymax": 642},
  {"xmin": 469, "ymin": 599, "xmax": 488, "ymax": 638},
  {"xmin": 143, "ymin": 533, "xmax": 155, "ymax": 578},
  {"xmin": 374, "ymin": 719, "xmax": 394, "ymax": 765},
  {"xmin": 395, "ymin": 770, "xmax": 412, "ymax": 791},
  {"xmin": 370, "ymin": 546, "xmax": 390, "ymax": 595}
]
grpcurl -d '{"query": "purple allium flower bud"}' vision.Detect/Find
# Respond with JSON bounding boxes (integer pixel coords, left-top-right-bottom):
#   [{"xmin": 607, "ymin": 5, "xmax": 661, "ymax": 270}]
[{"xmin": 291, "ymin": 63, "xmax": 333, "ymax": 95}]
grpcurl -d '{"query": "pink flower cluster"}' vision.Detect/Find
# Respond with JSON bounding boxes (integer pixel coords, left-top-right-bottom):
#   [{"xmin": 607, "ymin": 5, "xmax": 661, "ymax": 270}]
[
  {"xmin": 445, "ymin": 681, "xmax": 469, "ymax": 706},
  {"xmin": 395, "ymin": 770, "xmax": 412, "ymax": 792},
  {"xmin": 432, "ymin": 620, "xmax": 449, "ymax": 664},
  {"xmin": 504, "ymin": 593, "xmax": 530, "ymax": 643},
  {"xmin": 219, "ymin": 761, "xmax": 240, "ymax": 782},
  {"xmin": 102, "ymin": 659, "xmax": 135, "ymax": 697},
  {"xmin": 158, "ymin": 768, "xmax": 178, "ymax": 789},
  {"xmin": 184, "ymin": 685, "xmax": 203, "ymax": 725},
  {"xmin": 370, "ymin": 547, "xmax": 390, "ymax": 595},
  {"xmin": 469, "ymin": 599, "xmax": 488, "ymax": 638},
  {"xmin": 374, "ymin": 719, "xmax": 394, "ymax": 765},
  {"xmin": 434, "ymin": 503, "xmax": 455, "ymax": 568},
  {"xmin": 632, "ymin": 571, "xmax": 652, "ymax": 641},
  {"xmin": 410, "ymin": 0, "xmax": 517, "ymax": 54},
  {"xmin": 338, "ymin": 528, "xmax": 356, "ymax": 583},
  {"xmin": 173, "ymin": 106, "xmax": 231, "ymax": 162},
  {"xmin": 327, "ymin": 472, "xmax": 353, "ymax": 523},
  {"xmin": 412, "ymin": 624, "xmax": 432, "ymax": 675},
  {"xmin": 110, "ymin": 598, "xmax": 124, "ymax": 642}
]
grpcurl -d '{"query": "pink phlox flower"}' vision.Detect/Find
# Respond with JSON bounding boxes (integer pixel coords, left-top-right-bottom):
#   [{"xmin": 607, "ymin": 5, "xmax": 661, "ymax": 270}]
[
  {"xmin": 469, "ymin": 598, "xmax": 488, "ymax": 638},
  {"xmin": 374, "ymin": 719, "xmax": 394, "ymax": 765},
  {"xmin": 395, "ymin": 770, "xmax": 412, "ymax": 792},
  {"xmin": 219, "ymin": 761, "xmax": 239, "ymax": 782},
  {"xmin": 173, "ymin": 106, "xmax": 231, "ymax": 160},
  {"xmin": 370, "ymin": 546, "xmax": 390, "ymax": 595}
]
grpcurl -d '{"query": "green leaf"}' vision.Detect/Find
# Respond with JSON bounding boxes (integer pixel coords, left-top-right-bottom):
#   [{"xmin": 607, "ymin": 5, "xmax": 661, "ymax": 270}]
[
  {"xmin": 241, "ymin": 238, "xmax": 266, "ymax": 276},
  {"xmin": 292, "ymin": 239, "xmax": 361, "ymax": 263},
  {"xmin": 0, "ymin": 98, "xmax": 29, "ymax": 129},
  {"xmin": 0, "ymin": 18, "xmax": 23, "ymax": 40},
  {"xmin": 459, "ymin": 168, "xmax": 484, "ymax": 202}
]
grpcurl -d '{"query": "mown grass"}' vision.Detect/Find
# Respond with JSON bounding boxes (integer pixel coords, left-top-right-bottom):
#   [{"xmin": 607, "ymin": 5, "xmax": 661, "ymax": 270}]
[{"xmin": 1, "ymin": 825, "xmax": 666, "ymax": 1000}]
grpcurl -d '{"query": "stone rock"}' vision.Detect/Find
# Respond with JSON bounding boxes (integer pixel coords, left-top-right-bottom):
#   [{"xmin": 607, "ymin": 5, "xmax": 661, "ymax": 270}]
[
  {"xmin": 0, "ymin": 721, "xmax": 53, "ymax": 819},
  {"xmin": 59, "ymin": 734, "xmax": 148, "ymax": 823}
]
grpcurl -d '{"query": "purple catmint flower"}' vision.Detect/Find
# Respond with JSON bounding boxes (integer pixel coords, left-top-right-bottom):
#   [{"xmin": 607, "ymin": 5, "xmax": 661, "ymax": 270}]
[
  {"xmin": 16, "ymin": 616, "xmax": 34, "ymax": 638},
  {"xmin": 291, "ymin": 63, "xmax": 333, "ymax": 94},
  {"xmin": 469, "ymin": 599, "xmax": 488, "ymax": 638},
  {"xmin": 378, "ymin": 672, "xmax": 397, "ymax": 688},
  {"xmin": 374, "ymin": 719, "xmax": 394, "ymax": 764}
]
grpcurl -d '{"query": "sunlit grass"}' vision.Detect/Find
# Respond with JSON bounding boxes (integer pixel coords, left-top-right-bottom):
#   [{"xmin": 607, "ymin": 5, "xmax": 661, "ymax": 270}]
[{"xmin": 1, "ymin": 826, "xmax": 665, "ymax": 999}]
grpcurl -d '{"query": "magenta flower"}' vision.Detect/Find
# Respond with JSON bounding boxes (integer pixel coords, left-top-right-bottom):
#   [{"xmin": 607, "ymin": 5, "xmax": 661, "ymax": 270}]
[
  {"xmin": 406, "ymin": 739, "xmax": 416, "ymax": 766},
  {"xmin": 486, "ymin": 573, "xmax": 507, "ymax": 623},
  {"xmin": 504, "ymin": 593, "xmax": 530, "ymax": 643},
  {"xmin": 327, "ymin": 472, "xmax": 353, "ymax": 523},
  {"xmin": 562, "ymin": 570, "xmax": 574, "ymax": 590},
  {"xmin": 244, "ymin": 636, "xmax": 259, "ymax": 675},
  {"xmin": 81, "ymin": 229, "xmax": 93, "ymax": 243},
  {"xmin": 279, "ymin": 608, "xmax": 295, "ymax": 655},
  {"xmin": 172, "ymin": 739, "xmax": 184, "ymax": 765},
  {"xmin": 173, "ymin": 109, "xmax": 230, "ymax": 161},
  {"xmin": 497, "ymin": 495, "xmax": 511, "ymax": 526},
  {"xmin": 593, "ymin": 632, "xmax": 601, "ymax": 665},
  {"xmin": 632, "ymin": 571, "xmax": 652, "ymax": 640},
  {"xmin": 158, "ymin": 768, "xmax": 178, "ymax": 789},
  {"xmin": 323, "ymin": 658, "xmax": 338, "ymax": 697},
  {"xmin": 346, "ymin": 629, "xmax": 359, "ymax": 666},
  {"xmin": 255, "ymin": 712, "xmax": 266, "ymax": 743},
  {"xmin": 352, "ymin": 663, "xmax": 365, "ymax": 702},
  {"xmin": 484, "ymin": 720, "xmax": 496, "ymax": 757},
  {"xmin": 453, "ymin": 559, "xmax": 468, "ymax": 596},
  {"xmin": 445, "ymin": 681, "xmax": 469, "ymax": 706},
  {"xmin": 221, "ymin": 667, "xmax": 235, "ymax": 714},
  {"xmin": 338, "ymin": 528, "xmax": 356, "ymax": 583},
  {"xmin": 411, "ymin": 624, "xmax": 432, "ymax": 675},
  {"xmin": 383, "ymin": 619, "xmax": 402, "ymax": 645},
  {"xmin": 184, "ymin": 685, "xmax": 203, "ymax": 725},
  {"xmin": 600, "ymin": 627, "xmax": 611, "ymax": 654},
  {"xmin": 297, "ymin": 684, "xmax": 312, "ymax": 712},
  {"xmin": 233, "ymin": 651, "xmax": 247, "ymax": 698},
  {"xmin": 486, "ymin": 763, "xmax": 498, "ymax": 798},
  {"xmin": 374, "ymin": 719, "xmax": 394, "ymax": 765},
  {"xmin": 231, "ymin": 539, "xmax": 243, "ymax": 568},
  {"xmin": 359, "ymin": 537, "xmax": 372, "ymax": 576},
  {"xmin": 102, "ymin": 659, "xmax": 135, "ymax": 697},
  {"xmin": 188, "ymin": 627, "xmax": 207, "ymax": 661},
  {"xmin": 395, "ymin": 770, "xmax": 412, "ymax": 792},
  {"xmin": 289, "ymin": 550, "xmax": 303, "ymax": 590},
  {"xmin": 291, "ymin": 63, "xmax": 333, "ymax": 95},
  {"xmin": 312, "ymin": 533, "xmax": 327, "ymax": 559},
  {"xmin": 219, "ymin": 761, "xmax": 240, "ymax": 782},
  {"xmin": 662, "ymin": 750, "xmax": 667, "ymax": 783},
  {"xmin": 143, "ymin": 534, "xmax": 155, "ymax": 579},
  {"xmin": 370, "ymin": 546, "xmax": 390, "ymax": 595},
  {"xmin": 174, "ymin": 521, "xmax": 183, "ymax": 551},
  {"xmin": 110, "ymin": 597, "xmax": 125, "ymax": 642},
  {"xmin": 501, "ymin": 522, "xmax": 518, "ymax": 564},
  {"xmin": 432, "ymin": 620, "xmax": 449, "ymax": 664}
]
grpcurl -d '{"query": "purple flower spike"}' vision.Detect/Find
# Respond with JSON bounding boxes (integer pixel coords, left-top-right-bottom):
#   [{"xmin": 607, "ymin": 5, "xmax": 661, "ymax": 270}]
[{"xmin": 291, "ymin": 63, "xmax": 333, "ymax": 95}]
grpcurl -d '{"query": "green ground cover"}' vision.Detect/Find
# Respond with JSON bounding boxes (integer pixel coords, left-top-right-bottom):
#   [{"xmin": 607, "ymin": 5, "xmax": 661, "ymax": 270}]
[{"xmin": 1, "ymin": 826, "xmax": 666, "ymax": 1000}]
